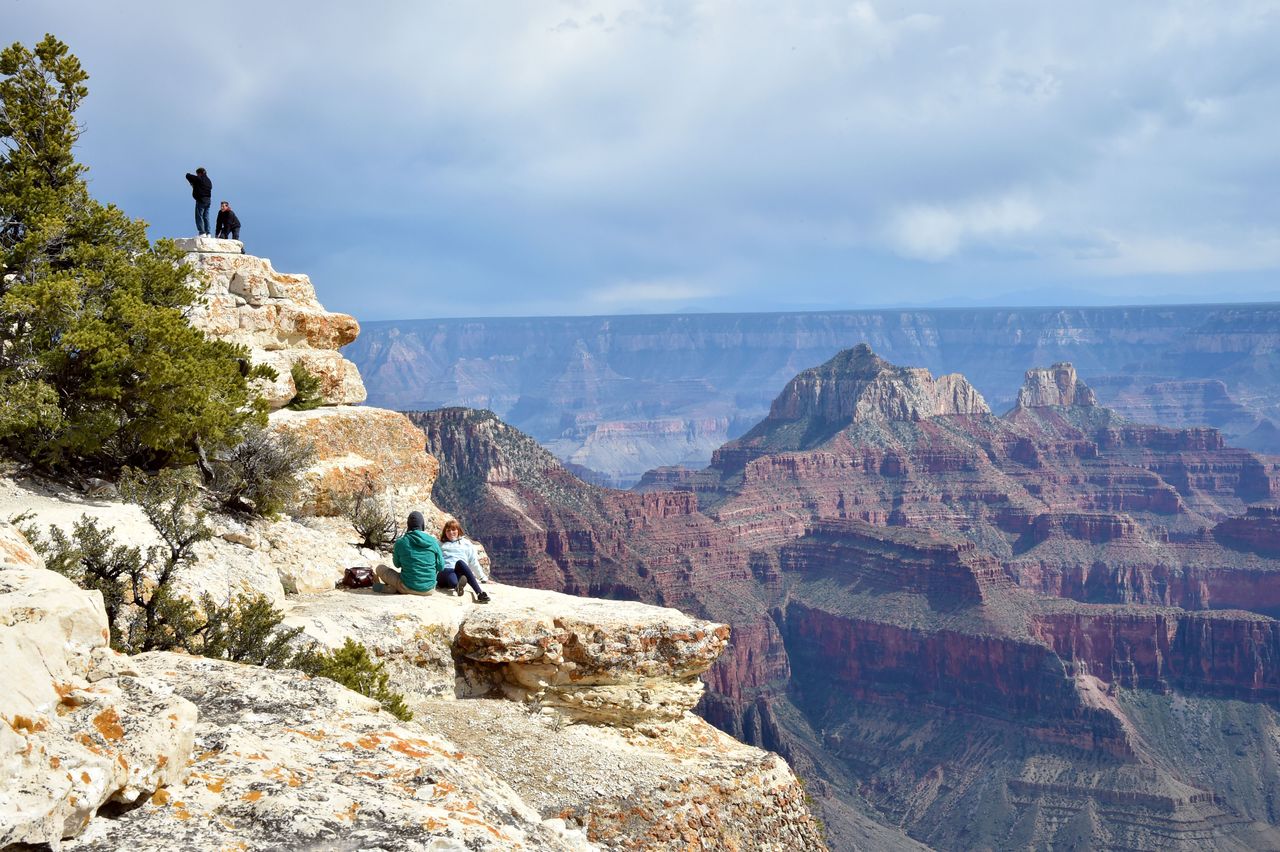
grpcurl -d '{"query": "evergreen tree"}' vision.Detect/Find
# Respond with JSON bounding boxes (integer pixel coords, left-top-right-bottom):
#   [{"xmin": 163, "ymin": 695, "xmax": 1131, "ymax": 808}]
[{"xmin": 0, "ymin": 35, "xmax": 266, "ymax": 476}]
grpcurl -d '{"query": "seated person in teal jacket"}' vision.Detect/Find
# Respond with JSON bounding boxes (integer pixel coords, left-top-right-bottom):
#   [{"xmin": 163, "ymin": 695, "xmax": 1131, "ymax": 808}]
[{"xmin": 376, "ymin": 511, "xmax": 443, "ymax": 595}]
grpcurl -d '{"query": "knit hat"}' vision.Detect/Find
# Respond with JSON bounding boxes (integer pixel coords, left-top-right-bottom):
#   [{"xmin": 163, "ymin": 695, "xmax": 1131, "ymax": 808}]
[{"xmin": 407, "ymin": 511, "xmax": 425, "ymax": 532}]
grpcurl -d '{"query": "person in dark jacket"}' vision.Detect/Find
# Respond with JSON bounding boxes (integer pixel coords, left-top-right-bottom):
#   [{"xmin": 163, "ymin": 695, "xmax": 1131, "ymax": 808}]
[
  {"xmin": 185, "ymin": 167, "xmax": 212, "ymax": 236},
  {"xmin": 376, "ymin": 511, "xmax": 444, "ymax": 595},
  {"xmin": 215, "ymin": 201, "xmax": 241, "ymax": 241}
]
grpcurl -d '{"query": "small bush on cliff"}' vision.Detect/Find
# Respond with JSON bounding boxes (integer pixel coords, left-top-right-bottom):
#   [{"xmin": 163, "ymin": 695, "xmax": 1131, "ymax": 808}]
[
  {"xmin": 0, "ymin": 36, "xmax": 266, "ymax": 477},
  {"xmin": 17, "ymin": 468, "xmax": 298, "ymax": 662},
  {"xmin": 211, "ymin": 425, "xmax": 315, "ymax": 517},
  {"xmin": 336, "ymin": 474, "xmax": 399, "ymax": 551},
  {"xmin": 292, "ymin": 638, "xmax": 412, "ymax": 721},
  {"xmin": 286, "ymin": 362, "xmax": 324, "ymax": 411}
]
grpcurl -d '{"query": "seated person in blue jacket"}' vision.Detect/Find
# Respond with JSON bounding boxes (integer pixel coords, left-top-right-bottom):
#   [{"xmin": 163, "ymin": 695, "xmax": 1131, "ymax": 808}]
[
  {"xmin": 439, "ymin": 519, "xmax": 490, "ymax": 603},
  {"xmin": 376, "ymin": 511, "xmax": 443, "ymax": 595}
]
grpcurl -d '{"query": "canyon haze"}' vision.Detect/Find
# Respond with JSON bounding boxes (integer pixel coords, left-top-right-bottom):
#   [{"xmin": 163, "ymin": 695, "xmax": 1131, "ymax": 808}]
[{"xmin": 350, "ymin": 303, "xmax": 1280, "ymax": 487}]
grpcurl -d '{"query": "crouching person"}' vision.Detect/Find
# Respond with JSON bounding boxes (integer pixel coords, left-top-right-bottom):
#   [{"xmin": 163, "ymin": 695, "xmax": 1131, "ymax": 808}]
[
  {"xmin": 439, "ymin": 519, "xmax": 491, "ymax": 603},
  {"xmin": 376, "ymin": 511, "xmax": 442, "ymax": 595}
]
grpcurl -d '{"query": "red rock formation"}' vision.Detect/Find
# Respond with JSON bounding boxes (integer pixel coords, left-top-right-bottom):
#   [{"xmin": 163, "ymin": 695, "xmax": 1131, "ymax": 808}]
[{"xmin": 414, "ymin": 348, "xmax": 1280, "ymax": 850}]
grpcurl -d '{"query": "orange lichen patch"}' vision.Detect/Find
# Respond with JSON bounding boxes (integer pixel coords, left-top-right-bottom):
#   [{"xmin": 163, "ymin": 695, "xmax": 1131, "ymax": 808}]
[
  {"xmin": 80, "ymin": 771, "xmax": 91, "ymax": 783},
  {"xmin": 356, "ymin": 734, "xmax": 381, "ymax": 750},
  {"xmin": 285, "ymin": 727, "xmax": 326, "ymax": 741},
  {"xmin": 117, "ymin": 754, "xmax": 129, "ymax": 769},
  {"xmin": 9, "ymin": 714, "xmax": 47, "ymax": 733},
  {"xmin": 49, "ymin": 756, "xmax": 60, "ymax": 769},
  {"xmin": 243, "ymin": 790, "xmax": 264, "ymax": 803},
  {"xmin": 207, "ymin": 778, "xmax": 226, "ymax": 793},
  {"xmin": 195, "ymin": 748, "xmax": 221, "ymax": 762},
  {"xmin": 388, "ymin": 739, "xmax": 434, "ymax": 759},
  {"xmin": 452, "ymin": 813, "xmax": 505, "ymax": 839},
  {"xmin": 340, "ymin": 741, "xmax": 356, "ymax": 750},
  {"xmin": 264, "ymin": 766, "xmax": 304, "ymax": 788},
  {"xmin": 92, "ymin": 708, "xmax": 125, "ymax": 741},
  {"xmin": 338, "ymin": 801, "xmax": 360, "ymax": 822},
  {"xmin": 158, "ymin": 755, "xmax": 168, "ymax": 768},
  {"xmin": 173, "ymin": 806, "xmax": 192, "ymax": 821},
  {"xmin": 151, "ymin": 789, "xmax": 171, "ymax": 806}
]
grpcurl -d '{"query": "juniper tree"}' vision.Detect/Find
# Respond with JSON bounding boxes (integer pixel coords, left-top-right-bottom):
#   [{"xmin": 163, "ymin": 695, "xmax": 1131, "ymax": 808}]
[{"xmin": 0, "ymin": 35, "xmax": 267, "ymax": 476}]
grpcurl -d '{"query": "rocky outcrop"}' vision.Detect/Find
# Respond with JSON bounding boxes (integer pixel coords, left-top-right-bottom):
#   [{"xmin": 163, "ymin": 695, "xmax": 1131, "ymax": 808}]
[
  {"xmin": 1016, "ymin": 362, "xmax": 1098, "ymax": 409},
  {"xmin": 0, "ymin": 531, "xmax": 195, "ymax": 848},
  {"xmin": 179, "ymin": 241, "xmax": 365, "ymax": 409},
  {"xmin": 270, "ymin": 406, "xmax": 441, "ymax": 520},
  {"xmin": 1, "ymin": 516, "xmax": 825, "ymax": 850},
  {"xmin": 765, "ymin": 343, "xmax": 990, "ymax": 426},
  {"xmin": 179, "ymin": 241, "xmax": 446, "ymax": 523}
]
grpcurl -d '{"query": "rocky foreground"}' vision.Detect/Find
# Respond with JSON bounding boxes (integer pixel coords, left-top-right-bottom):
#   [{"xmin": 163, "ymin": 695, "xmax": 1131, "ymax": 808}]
[
  {"xmin": 0, "ymin": 521, "xmax": 823, "ymax": 850},
  {"xmin": 0, "ymin": 240, "xmax": 824, "ymax": 851}
]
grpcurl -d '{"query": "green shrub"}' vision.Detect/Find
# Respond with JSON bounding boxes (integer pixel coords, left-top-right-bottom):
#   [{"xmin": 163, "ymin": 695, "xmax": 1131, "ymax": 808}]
[
  {"xmin": 0, "ymin": 36, "xmax": 267, "ymax": 477},
  {"xmin": 286, "ymin": 362, "xmax": 324, "ymax": 411},
  {"xmin": 211, "ymin": 425, "xmax": 315, "ymax": 517},
  {"xmin": 293, "ymin": 638, "xmax": 413, "ymax": 721}
]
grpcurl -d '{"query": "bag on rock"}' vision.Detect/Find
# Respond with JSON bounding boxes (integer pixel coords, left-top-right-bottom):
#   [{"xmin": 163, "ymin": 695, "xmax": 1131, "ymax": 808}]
[{"xmin": 342, "ymin": 566, "xmax": 375, "ymax": 588}]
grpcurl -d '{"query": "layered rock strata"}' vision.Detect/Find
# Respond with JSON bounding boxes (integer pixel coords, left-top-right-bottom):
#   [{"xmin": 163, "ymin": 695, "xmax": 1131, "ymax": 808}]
[
  {"xmin": 180, "ymin": 241, "xmax": 440, "ymax": 521},
  {"xmin": 420, "ymin": 346, "xmax": 1280, "ymax": 850}
]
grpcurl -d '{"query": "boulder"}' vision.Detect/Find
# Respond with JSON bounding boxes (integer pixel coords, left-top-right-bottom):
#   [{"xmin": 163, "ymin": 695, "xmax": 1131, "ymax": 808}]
[
  {"xmin": 0, "ymin": 532, "xmax": 196, "ymax": 848},
  {"xmin": 269, "ymin": 406, "xmax": 441, "ymax": 521}
]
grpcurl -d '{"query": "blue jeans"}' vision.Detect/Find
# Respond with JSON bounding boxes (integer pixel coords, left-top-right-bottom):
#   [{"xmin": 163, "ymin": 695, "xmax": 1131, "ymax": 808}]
[
  {"xmin": 195, "ymin": 202, "xmax": 211, "ymax": 235},
  {"xmin": 439, "ymin": 560, "xmax": 483, "ymax": 595}
]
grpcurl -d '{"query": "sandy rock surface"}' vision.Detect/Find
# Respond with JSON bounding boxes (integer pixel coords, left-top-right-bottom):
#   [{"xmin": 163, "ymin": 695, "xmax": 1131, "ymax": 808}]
[{"xmin": 60, "ymin": 653, "xmax": 595, "ymax": 852}]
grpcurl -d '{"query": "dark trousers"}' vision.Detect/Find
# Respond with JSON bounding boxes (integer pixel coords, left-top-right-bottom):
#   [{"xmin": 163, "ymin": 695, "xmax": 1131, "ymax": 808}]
[
  {"xmin": 217, "ymin": 226, "xmax": 240, "ymax": 240},
  {"xmin": 195, "ymin": 201, "xmax": 211, "ymax": 235},
  {"xmin": 438, "ymin": 560, "xmax": 483, "ymax": 595}
]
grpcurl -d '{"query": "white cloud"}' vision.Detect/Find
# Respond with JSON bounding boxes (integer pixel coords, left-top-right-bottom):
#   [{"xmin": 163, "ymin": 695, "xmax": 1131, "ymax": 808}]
[
  {"xmin": 589, "ymin": 278, "xmax": 719, "ymax": 306},
  {"xmin": 6, "ymin": 1, "xmax": 1280, "ymax": 316},
  {"xmin": 885, "ymin": 196, "xmax": 1043, "ymax": 261}
]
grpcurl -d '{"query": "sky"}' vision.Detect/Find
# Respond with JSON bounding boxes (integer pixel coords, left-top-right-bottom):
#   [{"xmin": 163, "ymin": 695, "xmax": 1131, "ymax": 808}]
[{"xmin": 6, "ymin": 1, "xmax": 1280, "ymax": 320}]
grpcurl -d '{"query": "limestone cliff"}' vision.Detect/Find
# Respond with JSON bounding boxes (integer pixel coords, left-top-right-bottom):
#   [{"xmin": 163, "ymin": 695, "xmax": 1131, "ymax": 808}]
[
  {"xmin": 0, "ymin": 243, "xmax": 826, "ymax": 850},
  {"xmin": 179, "ymin": 238, "xmax": 440, "ymax": 526}
]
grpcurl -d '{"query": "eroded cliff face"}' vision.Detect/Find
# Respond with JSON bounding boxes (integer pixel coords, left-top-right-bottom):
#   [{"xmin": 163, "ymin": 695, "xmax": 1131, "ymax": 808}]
[
  {"xmin": 181, "ymin": 239, "xmax": 440, "ymax": 524},
  {"xmin": 350, "ymin": 304, "xmax": 1280, "ymax": 484},
  {"xmin": 420, "ymin": 346, "xmax": 1280, "ymax": 850}
]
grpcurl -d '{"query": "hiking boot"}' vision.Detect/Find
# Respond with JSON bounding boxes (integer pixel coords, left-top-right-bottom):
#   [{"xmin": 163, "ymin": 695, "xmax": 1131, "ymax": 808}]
[
  {"xmin": 475, "ymin": 592, "xmax": 491, "ymax": 604},
  {"xmin": 455, "ymin": 576, "xmax": 467, "ymax": 596}
]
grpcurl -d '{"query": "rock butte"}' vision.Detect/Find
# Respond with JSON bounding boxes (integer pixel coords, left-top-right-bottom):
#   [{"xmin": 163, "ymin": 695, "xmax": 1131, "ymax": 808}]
[{"xmin": 0, "ymin": 244, "xmax": 825, "ymax": 851}]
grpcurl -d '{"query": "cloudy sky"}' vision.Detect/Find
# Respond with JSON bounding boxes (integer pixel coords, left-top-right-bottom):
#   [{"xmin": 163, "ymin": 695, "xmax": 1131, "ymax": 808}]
[{"xmin": 7, "ymin": 1, "xmax": 1280, "ymax": 320}]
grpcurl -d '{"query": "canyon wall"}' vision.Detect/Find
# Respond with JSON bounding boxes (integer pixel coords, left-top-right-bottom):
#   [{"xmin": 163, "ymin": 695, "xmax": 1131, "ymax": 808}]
[{"xmin": 350, "ymin": 303, "xmax": 1280, "ymax": 484}]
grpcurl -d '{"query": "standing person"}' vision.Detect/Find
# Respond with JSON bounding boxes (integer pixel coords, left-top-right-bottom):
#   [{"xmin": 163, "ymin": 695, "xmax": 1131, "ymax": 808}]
[
  {"xmin": 185, "ymin": 167, "xmax": 212, "ymax": 236},
  {"xmin": 439, "ymin": 519, "xmax": 491, "ymax": 603},
  {"xmin": 376, "ymin": 511, "xmax": 443, "ymax": 595},
  {"xmin": 215, "ymin": 201, "xmax": 241, "ymax": 241}
]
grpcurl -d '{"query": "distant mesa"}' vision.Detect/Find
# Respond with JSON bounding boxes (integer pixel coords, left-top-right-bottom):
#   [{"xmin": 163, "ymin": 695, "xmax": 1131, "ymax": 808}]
[
  {"xmin": 1015, "ymin": 362, "xmax": 1098, "ymax": 409},
  {"xmin": 768, "ymin": 342, "xmax": 991, "ymax": 424}
]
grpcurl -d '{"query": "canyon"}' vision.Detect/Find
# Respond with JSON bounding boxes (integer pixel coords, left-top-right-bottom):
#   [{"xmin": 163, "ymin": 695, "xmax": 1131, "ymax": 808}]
[
  {"xmin": 415, "ymin": 347, "xmax": 1280, "ymax": 850},
  {"xmin": 352, "ymin": 304, "xmax": 1280, "ymax": 485}
]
